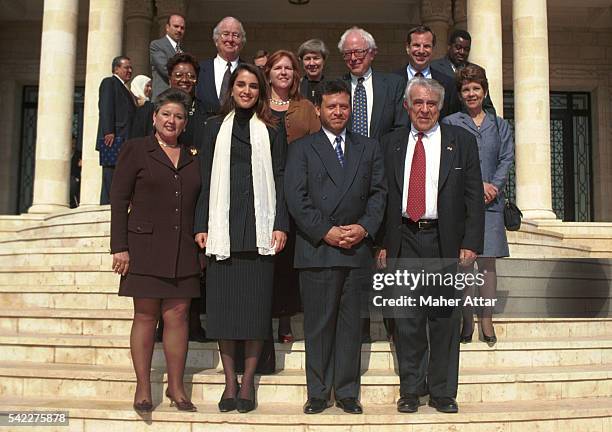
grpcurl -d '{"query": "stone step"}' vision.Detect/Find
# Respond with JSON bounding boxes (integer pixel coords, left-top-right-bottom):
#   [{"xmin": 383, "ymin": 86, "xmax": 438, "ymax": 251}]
[
  {"xmin": 1, "ymin": 333, "xmax": 611, "ymax": 370},
  {"xmin": 0, "ymin": 250, "xmax": 110, "ymax": 267},
  {"xmin": 0, "ymin": 288, "xmax": 131, "ymax": 310},
  {"xmin": 1, "ymin": 308, "xmax": 612, "ymax": 340},
  {"xmin": 0, "ymin": 269, "xmax": 118, "ymax": 286},
  {"xmin": 0, "ymin": 396, "xmax": 610, "ymax": 431},
  {"xmin": 0, "ymin": 234, "xmax": 109, "ymax": 250},
  {"xmin": 1, "ymin": 361, "xmax": 610, "ymax": 405}
]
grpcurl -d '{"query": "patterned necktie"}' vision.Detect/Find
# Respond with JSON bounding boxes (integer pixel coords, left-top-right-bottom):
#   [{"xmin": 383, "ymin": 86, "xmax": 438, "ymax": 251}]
[
  {"xmin": 334, "ymin": 136, "xmax": 345, "ymax": 168},
  {"xmin": 175, "ymin": 43, "xmax": 183, "ymax": 54},
  {"xmin": 352, "ymin": 77, "xmax": 368, "ymax": 136},
  {"xmin": 220, "ymin": 62, "xmax": 232, "ymax": 102},
  {"xmin": 406, "ymin": 132, "xmax": 426, "ymax": 221}
]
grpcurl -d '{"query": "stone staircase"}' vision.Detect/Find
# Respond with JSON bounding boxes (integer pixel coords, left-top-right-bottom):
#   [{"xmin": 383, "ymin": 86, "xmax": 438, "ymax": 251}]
[{"xmin": 0, "ymin": 207, "xmax": 611, "ymax": 431}]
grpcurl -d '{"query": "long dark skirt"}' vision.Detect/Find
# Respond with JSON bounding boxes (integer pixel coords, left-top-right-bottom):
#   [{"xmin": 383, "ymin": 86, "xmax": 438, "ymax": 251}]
[{"xmin": 206, "ymin": 251, "xmax": 274, "ymax": 340}]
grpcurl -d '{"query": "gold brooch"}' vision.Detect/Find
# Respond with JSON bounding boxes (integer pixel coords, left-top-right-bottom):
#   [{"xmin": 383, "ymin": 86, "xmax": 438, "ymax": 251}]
[{"xmin": 190, "ymin": 148, "xmax": 198, "ymax": 156}]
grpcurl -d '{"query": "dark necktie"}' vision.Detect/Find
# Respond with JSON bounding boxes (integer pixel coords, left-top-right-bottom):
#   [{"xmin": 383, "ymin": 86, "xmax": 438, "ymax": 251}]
[
  {"xmin": 352, "ymin": 77, "xmax": 368, "ymax": 137},
  {"xmin": 334, "ymin": 136, "xmax": 345, "ymax": 168},
  {"xmin": 220, "ymin": 61, "xmax": 232, "ymax": 102},
  {"xmin": 406, "ymin": 132, "xmax": 426, "ymax": 221}
]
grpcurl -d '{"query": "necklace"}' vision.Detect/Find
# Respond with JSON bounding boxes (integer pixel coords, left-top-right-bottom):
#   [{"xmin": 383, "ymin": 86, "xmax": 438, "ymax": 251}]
[
  {"xmin": 157, "ymin": 139, "xmax": 178, "ymax": 149},
  {"xmin": 269, "ymin": 97, "xmax": 291, "ymax": 106}
]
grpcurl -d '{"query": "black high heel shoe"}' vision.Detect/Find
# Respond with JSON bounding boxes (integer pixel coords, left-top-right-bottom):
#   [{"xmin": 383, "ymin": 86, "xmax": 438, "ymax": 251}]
[
  {"xmin": 133, "ymin": 399, "xmax": 153, "ymax": 413},
  {"xmin": 218, "ymin": 380, "xmax": 239, "ymax": 412},
  {"xmin": 480, "ymin": 330, "xmax": 497, "ymax": 347},
  {"xmin": 166, "ymin": 389, "xmax": 197, "ymax": 412},
  {"xmin": 460, "ymin": 330, "xmax": 473, "ymax": 344},
  {"xmin": 236, "ymin": 385, "xmax": 256, "ymax": 413}
]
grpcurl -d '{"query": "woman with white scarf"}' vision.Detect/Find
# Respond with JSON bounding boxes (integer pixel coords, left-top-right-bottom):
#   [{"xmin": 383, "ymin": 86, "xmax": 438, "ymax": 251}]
[{"xmin": 194, "ymin": 63, "xmax": 289, "ymax": 413}]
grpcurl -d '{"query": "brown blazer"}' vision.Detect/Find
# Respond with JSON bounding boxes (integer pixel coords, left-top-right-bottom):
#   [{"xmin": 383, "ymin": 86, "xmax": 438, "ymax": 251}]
[
  {"xmin": 110, "ymin": 136, "xmax": 201, "ymax": 278},
  {"xmin": 285, "ymin": 98, "xmax": 321, "ymax": 144}
]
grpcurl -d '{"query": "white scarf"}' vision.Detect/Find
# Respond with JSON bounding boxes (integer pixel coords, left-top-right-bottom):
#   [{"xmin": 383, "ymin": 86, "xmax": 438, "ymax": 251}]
[{"xmin": 206, "ymin": 110, "xmax": 277, "ymax": 260}]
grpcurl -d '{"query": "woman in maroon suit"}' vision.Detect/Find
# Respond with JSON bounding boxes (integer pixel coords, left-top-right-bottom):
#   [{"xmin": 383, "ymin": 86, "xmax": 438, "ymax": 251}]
[{"xmin": 111, "ymin": 88, "xmax": 200, "ymax": 413}]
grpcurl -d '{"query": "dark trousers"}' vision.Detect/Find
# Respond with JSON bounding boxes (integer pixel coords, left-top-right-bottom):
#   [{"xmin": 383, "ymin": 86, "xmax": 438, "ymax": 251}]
[
  {"xmin": 300, "ymin": 267, "xmax": 366, "ymax": 400},
  {"xmin": 393, "ymin": 222, "xmax": 461, "ymax": 398},
  {"xmin": 100, "ymin": 166, "xmax": 114, "ymax": 205}
]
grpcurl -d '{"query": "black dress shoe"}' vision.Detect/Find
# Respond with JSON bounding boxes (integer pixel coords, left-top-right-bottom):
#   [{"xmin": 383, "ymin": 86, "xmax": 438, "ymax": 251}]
[
  {"xmin": 397, "ymin": 394, "xmax": 421, "ymax": 413},
  {"xmin": 460, "ymin": 332, "xmax": 473, "ymax": 344},
  {"xmin": 335, "ymin": 398, "xmax": 363, "ymax": 414},
  {"xmin": 428, "ymin": 396, "xmax": 458, "ymax": 413},
  {"xmin": 480, "ymin": 331, "xmax": 497, "ymax": 347},
  {"xmin": 303, "ymin": 398, "xmax": 331, "ymax": 414}
]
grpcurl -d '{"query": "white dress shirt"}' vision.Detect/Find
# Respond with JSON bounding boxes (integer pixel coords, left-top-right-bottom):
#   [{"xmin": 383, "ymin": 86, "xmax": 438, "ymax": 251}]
[
  {"xmin": 402, "ymin": 123, "xmax": 441, "ymax": 219},
  {"xmin": 166, "ymin": 34, "xmax": 179, "ymax": 52},
  {"xmin": 350, "ymin": 68, "xmax": 373, "ymax": 137},
  {"xmin": 406, "ymin": 64, "xmax": 432, "ymax": 81},
  {"xmin": 322, "ymin": 127, "xmax": 347, "ymax": 154},
  {"xmin": 214, "ymin": 55, "xmax": 239, "ymax": 98}
]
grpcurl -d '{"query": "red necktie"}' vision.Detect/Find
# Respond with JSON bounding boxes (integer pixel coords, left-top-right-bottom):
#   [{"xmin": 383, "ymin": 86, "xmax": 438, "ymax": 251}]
[{"xmin": 406, "ymin": 132, "xmax": 426, "ymax": 221}]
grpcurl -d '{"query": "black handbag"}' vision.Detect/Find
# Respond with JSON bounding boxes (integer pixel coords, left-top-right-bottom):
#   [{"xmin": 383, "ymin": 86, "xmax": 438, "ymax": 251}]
[{"xmin": 504, "ymin": 200, "xmax": 523, "ymax": 231}]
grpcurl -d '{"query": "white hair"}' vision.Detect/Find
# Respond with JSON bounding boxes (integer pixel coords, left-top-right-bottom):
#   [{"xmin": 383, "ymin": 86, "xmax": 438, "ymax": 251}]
[
  {"xmin": 212, "ymin": 16, "xmax": 247, "ymax": 44},
  {"xmin": 405, "ymin": 77, "xmax": 445, "ymax": 111},
  {"xmin": 337, "ymin": 26, "xmax": 377, "ymax": 52}
]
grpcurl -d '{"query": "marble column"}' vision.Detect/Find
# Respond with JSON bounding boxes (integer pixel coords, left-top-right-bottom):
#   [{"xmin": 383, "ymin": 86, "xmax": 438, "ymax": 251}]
[
  {"xmin": 125, "ymin": 0, "xmax": 153, "ymax": 77},
  {"xmin": 467, "ymin": 0, "xmax": 503, "ymax": 116},
  {"xmin": 79, "ymin": 0, "xmax": 124, "ymax": 207},
  {"xmin": 420, "ymin": 0, "xmax": 452, "ymax": 59},
  {"xmin": 513, "ymin": 0, "xmax": 556, "ymax": 220},
  {"xmin": 28, "ymin": 0, "xmax": 79, "ymax": 214},
  {"xmin": 453, "ymin": 0, "xmax": 467, "ymax": 31},
  {"xmin": 154, "ymin": 0, "xmax": 187, "ymax": 37}
]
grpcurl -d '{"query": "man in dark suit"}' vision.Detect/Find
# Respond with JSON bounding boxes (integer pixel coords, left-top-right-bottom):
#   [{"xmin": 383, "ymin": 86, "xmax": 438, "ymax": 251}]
[
  {"xmin": 96, "ymin": 56, "xmax": 136, "ymax": 205},
  {"xmin": 378, "ymin": 77, "xmax": 484, "ymax": 414},
  {"xmin": 195, "ymin": 16, "xmax": 245, "ymax": 116},
  {"xmin": 430, "ymin": 29, "xmax": 495, "ymax": 113},
  {"xmin": 395, "ymin": 25, "xmax": 461, "ymax": 119},
  {"xmin": 339, "ymin": 26, "xmax": 407, "ymax": 142},
  {"xmin": 285, "ymin": 80, "xmax": 387, "ymax": 415},
  {"xmin": 338, "ymin": 26, "xmax": 406, "ymax": 342},
  {"xmin": 150, "ymin": 13, "xmax": 186, "ymax": 99}
]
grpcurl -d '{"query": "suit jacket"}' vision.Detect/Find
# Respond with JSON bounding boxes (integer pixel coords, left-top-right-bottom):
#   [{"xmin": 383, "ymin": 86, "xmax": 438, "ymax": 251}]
[
  {"xmin": 195, "ymin": 57, "xmax": 245, "ymax": 117},
  {"xmin": 194, "ymin": 114, "xmax": 290, "ymax": 246},
  {"xmin": 442, "ymin": 112, "xmax": 514, "ymax": 213},
  {"xmin": 380, "ymin": 124, "xmax": 484, "ymax": 259},
  {"xmin": 342, "ymin": 70, "xmax": 408, "ymax": 141},
  {"xmin": 284, "ymin": 129, "xmax": 387, "ymax": 268},
  {"xmin": 110, "ymin": 136, "xmax": 201, "ymax": 278},
  {"xmin": 150, "ymin": 36, "xmax": 180, "ymax": 99},
  {"xmin": 430, "ymin": 57, "xmax": 496, "ymax": 114},
  {"xmin": 129, "ymin": 98, "xmax": 209, "ymax": 150},
  {"xmin": 96, "ymin": 76, "xmax": 136, "ymax": 164},
  {"xmin": 394, "ymin": 64, "xmax": 462, "ymax": 119}
]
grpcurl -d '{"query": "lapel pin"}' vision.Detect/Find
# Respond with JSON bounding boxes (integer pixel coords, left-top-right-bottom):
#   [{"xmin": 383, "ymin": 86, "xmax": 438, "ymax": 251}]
[
  {"xmin": 190, "ymin": 148, "xmax": 198, "ymax": 156},
  {"xmin": 446, "ymin": 146, "xmax": 453, "ymax": 151}
]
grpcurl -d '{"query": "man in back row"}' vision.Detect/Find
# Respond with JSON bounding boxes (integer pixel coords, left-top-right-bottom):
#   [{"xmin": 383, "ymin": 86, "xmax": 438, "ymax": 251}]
[{"xmin": 150, "ymin": 13, "xmax": 186, "ymax": 99}]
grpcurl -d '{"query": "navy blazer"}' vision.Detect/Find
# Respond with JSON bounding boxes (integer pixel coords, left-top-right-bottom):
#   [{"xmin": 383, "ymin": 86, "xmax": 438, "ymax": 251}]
[
  {"xmin": 284, "ymin": 129, "xmax": 387, "ymax": 269},
  {"xmin": 342, "ymin": 70, "xmax": 408, "ymax": 141},
  {"xmin": 380, "ymin": 124, "xmax": 484, "ymax": 259},
  {"xmin": 394, "ymin": 64, "xmax": 462, "ymax": 119},
  {"xmin": 96, "ymin": 76, "xmax": 136, "ymax": 165},
  {"xmin": 195, "ymin": 58, "xmax": 245, "ymax": 117}
]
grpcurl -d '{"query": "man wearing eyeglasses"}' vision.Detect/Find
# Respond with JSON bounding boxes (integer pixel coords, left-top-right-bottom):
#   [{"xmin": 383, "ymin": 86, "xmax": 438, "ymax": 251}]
[
  {"xmin": 338, "ymin": 26, "xmax": 407, "ymax": 344},
  {"xmin": 339, "ymin": 27, "xmax": 407, "ymax": 143},
  {"xmin": 195, "ymin": 16, "xmax": 246, "ymax": 116},
  {"xmin": 150, "ymin": 13, "xmax": 187, "ymax": 100}
]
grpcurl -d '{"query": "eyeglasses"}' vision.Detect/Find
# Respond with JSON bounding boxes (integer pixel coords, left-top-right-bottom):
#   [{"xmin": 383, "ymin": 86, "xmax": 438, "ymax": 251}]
[
  {"xmin": 172, "ymin": 72, "xmax": 197, "ymax": 82},
  {"xmin": 342, "ymin": 48, "xmax": 370, "ymax": 60},
  {"xmin": 220, "ymin": 31, "xmax": 242, "ymax": 40}
]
